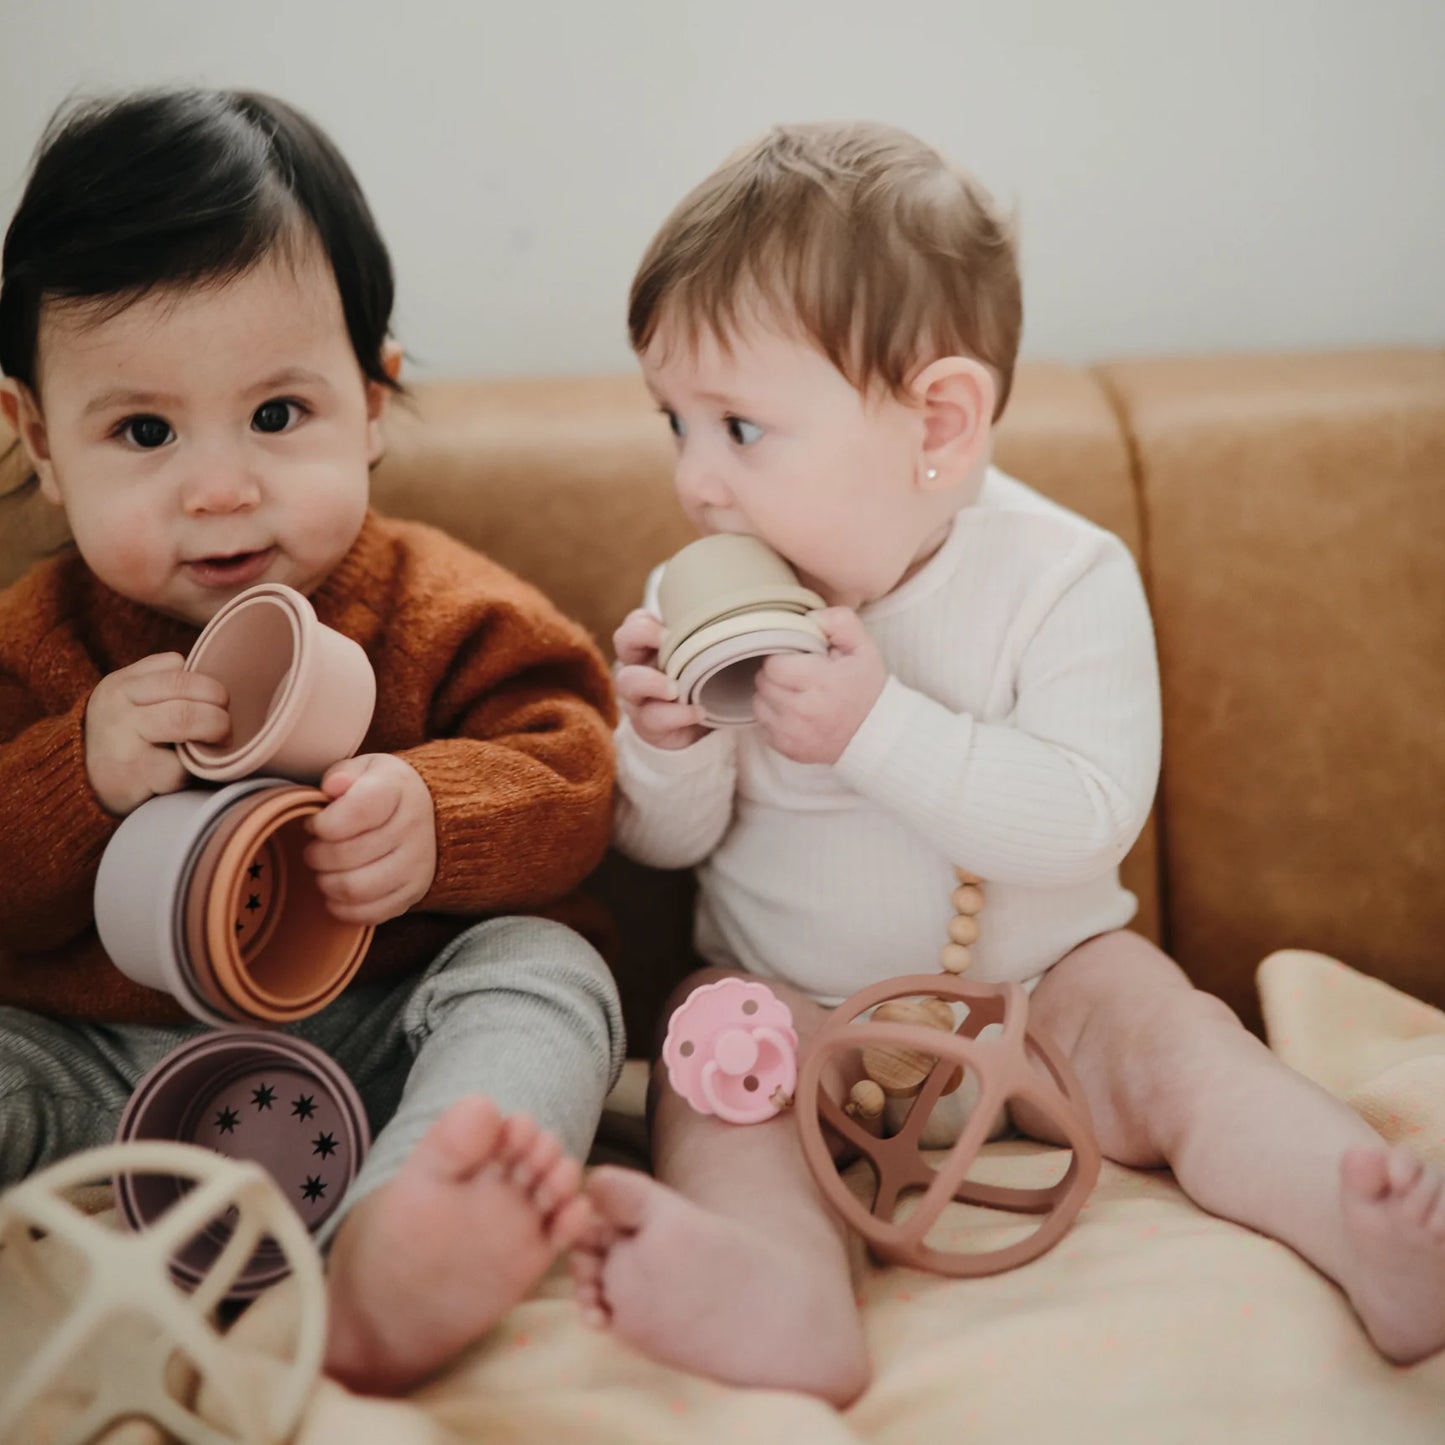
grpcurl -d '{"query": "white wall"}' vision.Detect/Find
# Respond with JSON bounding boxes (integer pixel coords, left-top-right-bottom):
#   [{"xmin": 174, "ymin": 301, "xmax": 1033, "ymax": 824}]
[{"xmin": 2, "ymin": 0, "xmax": 1441, "ymax": 380}]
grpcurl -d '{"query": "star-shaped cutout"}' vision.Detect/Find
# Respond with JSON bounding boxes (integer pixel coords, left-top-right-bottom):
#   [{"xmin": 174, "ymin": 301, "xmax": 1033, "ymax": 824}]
[
  {"xmin": 248, "ymin": 861, "xmax": 263, "ymax": 880},
  {"xmin": 301, "ymin": 1175, "xmax": 327, "ymax": 1203},
  {"xmin": 214, "ymin": 1106, "xmax": 240, "ymax": 1134},
  {"xmin": 245, "ymin": 893, "xmax": 262, "ymax": 913},
  {"xmin": 251, "ymin": 1083, "xmax": 276, "ymax": 1111},
  {"xmin": 291, "ymin": 1094, "xmax": 317, "ymax": 1120},
  {"xmin": 312, "ymin": 1132, "xmax": 338, "ymax": 1159}
]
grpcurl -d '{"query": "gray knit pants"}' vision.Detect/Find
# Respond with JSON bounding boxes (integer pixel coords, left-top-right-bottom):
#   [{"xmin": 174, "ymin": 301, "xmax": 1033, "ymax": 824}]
[{"xmin": 0, "ymin": 916, "xmax": 625, "ymax": 1232}]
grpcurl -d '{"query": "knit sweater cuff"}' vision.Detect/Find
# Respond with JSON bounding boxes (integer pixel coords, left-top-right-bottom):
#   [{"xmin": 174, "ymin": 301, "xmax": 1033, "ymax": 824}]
[
  {"xmin": 402, "ymin": 739, "xmax": 610, "ymax": 914},
  {"xmin": 0, "ymin": 696, "xmax": 119, "ymax": 945},
  {"xmin": 14, "ymin": 695, "xmax": 116, "ymax": 853}
]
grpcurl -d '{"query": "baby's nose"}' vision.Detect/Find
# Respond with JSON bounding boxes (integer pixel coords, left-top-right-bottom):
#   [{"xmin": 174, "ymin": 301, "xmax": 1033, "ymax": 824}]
[
  {"xmin": 183, "ymin": 464, "xmax": 260, "ymax": 515},
  {"xmin": 675, "ymin": 446, "xmax": 730, "ymax": 508}
]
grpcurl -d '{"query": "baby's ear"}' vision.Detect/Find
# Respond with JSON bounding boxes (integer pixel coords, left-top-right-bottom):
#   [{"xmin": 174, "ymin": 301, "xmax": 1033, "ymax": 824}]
[
  {"xmin": 0, "ymin": 378, "xmax": 61, "ymax": 504},
  {"xmin": 381, "ymin": 339, "xmax": 404, "ymax": 383},
  {"xmin": 911, "ymin": 357, "xmax": 995, "ymax": 492},
  {"xmin": 364, "ymin": 341, "xmax": 405, "ymax": 463}
]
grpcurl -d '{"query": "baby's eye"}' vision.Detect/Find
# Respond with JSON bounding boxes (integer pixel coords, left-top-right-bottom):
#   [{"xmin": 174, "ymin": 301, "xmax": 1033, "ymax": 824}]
[
  {"xmin": 726, "ymin": 416, "xmax": 763, "ymax": 447},
  {"xmin": 252, "ymin": 399, "xmax": 306, "ymax": 434},
  {"xmin": 661, "ymin": 408, "xmax": 687, "ymax": 440},
  {"xmin": 118, "ymin": 415, "xmax": 174, "ymax": 450}
]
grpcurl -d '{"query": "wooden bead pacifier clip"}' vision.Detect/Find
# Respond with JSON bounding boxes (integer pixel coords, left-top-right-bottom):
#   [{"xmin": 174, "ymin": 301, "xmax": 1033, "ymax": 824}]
[{"xmin": 662, "ymin": 869, "xmax": 1103, "ymax": 1276}]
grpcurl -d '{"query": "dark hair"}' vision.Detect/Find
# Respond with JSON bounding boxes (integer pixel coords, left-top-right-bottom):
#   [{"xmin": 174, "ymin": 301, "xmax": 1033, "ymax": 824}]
[{"xmin": 0, "ymin": 87, "xmax": 398, "ymax": 394}]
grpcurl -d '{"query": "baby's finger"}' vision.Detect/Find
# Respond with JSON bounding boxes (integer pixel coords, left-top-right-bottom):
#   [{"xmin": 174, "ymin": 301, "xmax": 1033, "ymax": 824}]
[
  {"xmin": 614, "ymin": 664, "xmax": 679, "ymax": 707},
  {"xmin": 313, "ymin": 851, "xmax": 400, "ymax": 909},
  {"xmin": 125, "ymin": 665, "xmax": 229, "ymax": 710},
  {"xmin": 751, "ymin": 693, "xmax": 793, "ymax": 748},
  {"xmin": 633, "ymin": 697, "xmax": 705, "ymax": 737},
  {"xmin": 760, "ymin": 651, "xmax": 824, "ymax": 691},
  {"xmin": 318, "ymin": 874, "xmax": 415, "ymax": 926},
  {"xmin": 613, "ymin": 610, "xmax": 664, "ymax": 666},
  {"xmin": 125, "ymin": 651, "xmax": 189, "ymax": 675},
  {"xmin": 134, "ymin": 697, "xmax": 233, "ymax": 746},
  {"xmin": 309, "ymin": 769, "xmax": 400, "ymax": 842},
  {"xmin": 304, "ymin": 824, "xmax": 393, "ymax": 878},
  {"xmin": 813, "ymin": 607, "xmax": 869, "ymax": 655}
]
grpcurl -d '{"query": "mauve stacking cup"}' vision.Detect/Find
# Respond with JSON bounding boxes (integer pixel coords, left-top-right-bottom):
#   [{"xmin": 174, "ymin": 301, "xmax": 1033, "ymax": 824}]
[{"xmin": 115, "ymin": 1030, "xmax": 370, "ymax": 1298}]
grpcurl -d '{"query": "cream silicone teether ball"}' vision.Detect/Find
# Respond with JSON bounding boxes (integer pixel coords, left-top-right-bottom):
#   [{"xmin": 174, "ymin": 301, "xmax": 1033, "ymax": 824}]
[
  {"xmin": 662, "ymin": 977, "xmax": 799, "ymax": 1124},
  {"xmin": 0, "ymin": 1141, "xmax": 325, "ymax": 1445}
]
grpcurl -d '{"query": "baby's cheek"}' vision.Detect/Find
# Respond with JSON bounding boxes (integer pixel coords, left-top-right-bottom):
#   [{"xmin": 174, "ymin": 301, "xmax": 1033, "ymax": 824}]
[{"xmin": 76, "ymin": 513, "xmax": 170, "ymax": 599}]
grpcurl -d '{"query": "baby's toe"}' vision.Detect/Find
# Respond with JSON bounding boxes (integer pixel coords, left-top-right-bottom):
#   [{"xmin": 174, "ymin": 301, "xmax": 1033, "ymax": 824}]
[
  {"xmin": 498, "ymin": 1112, "xmax": 540, "ymax": 1171},
  {"xmin": 513, "ymin": 1130, "xmax": 563, "ymax": 1194},
  {"xmin": 535, "ymin": 1153, "xmax": 581, "ymax": 1216},
  {"xmin": 1340, "ymin": 1146, "xmax": 1390, "ymax": 1201},
  {"xmin": 415, "ymin": 1096, "xmax": 504, "ymax": 1182},
  {"xmin": 548, "ymin": 1193, "xmax": 594, "ymax": 1251},
  {"xmin": 1386, "ymin": 1145, "xmax": 1425, "ymax": 1195}
]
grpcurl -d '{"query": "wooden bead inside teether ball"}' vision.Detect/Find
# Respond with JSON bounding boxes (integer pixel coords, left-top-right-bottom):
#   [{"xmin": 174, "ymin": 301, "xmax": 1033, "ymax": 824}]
[
  {"xmin": 844, "ymin": 1078, "xmax": 886, "ymax": 1121},
  {"xmin": 858, "ymin": 998, "xmax": 964, "ymax": 1098}
]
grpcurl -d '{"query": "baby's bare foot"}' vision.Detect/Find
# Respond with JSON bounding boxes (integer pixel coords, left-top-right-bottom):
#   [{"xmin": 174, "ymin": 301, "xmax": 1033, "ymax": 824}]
[
  {"xmin": 324, "ymin": 1097, "xmax": 591, "ymax": 1394},
  {"xmin": 570, "ymin": 1166, "xmax": 869, "ymax": 1405},
  {"xmin": 1338, "ymin": 1144, "xmax": 1445, "ymax": 1363}
]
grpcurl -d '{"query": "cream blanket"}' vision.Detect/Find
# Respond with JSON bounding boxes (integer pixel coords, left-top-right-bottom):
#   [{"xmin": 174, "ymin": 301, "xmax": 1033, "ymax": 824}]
[{"xmin": 6, "ymin": 950, "xmax": 1445, "ymax": 1442}]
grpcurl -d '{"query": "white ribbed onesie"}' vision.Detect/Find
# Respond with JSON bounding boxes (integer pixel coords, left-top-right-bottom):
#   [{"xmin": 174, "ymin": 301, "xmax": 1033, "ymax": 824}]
[{"xmin": 615, "ymin": 467, "xmax": 1161, "ymax": 1003}]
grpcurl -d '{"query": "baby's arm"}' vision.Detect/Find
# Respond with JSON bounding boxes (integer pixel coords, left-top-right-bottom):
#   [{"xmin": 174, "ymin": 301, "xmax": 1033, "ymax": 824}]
[
  {"xmin": 0, "ymin": 681, "xmax": 115, "ymax": 952},
  {"xmin": 614, "ymin": 716, "xmax": 739, "ymax": 869},
  {"xmin": 609, "ymin": 597, "xmax": 740, "ymax": 870},
  {"xmin": 1, "ymin": 652, "xmax": 236, "ymax": 950},
  {"xmin": 834, "ymin": 533, "xmax": 1161, "ymax": 886},
  {"xmin": 374, "ymin": 594, "xmax": 618, "ymax": 916}
]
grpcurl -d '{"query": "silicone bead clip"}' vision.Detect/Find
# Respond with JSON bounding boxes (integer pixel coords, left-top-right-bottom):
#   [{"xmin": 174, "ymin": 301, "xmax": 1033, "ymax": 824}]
[{"xmin": 662, "ymin": 978, "xmax": 799, "ymax": 1124}]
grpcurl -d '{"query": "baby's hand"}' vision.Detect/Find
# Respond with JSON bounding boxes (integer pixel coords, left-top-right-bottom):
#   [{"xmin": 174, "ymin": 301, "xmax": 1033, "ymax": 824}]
[
  {"xmin": 753, "ymin": 608, "xmax": 887, "ymax": 766},
  {"xmin": 84, "ymin": 652, "xmax": 231, "ymax": 816},
  {"xmin": 612, "ymin": 607, "xmax": 708, "ymax": 751},
  {"xmin": 305, "ymin": 754, "xmax": 437, "ymax": 926}
]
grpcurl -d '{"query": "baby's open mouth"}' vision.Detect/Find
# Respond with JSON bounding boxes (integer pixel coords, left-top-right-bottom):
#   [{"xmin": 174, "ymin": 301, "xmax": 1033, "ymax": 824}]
[{"xmin": 186, "ymin": 548, "xmax": 277, "ymax": 589}]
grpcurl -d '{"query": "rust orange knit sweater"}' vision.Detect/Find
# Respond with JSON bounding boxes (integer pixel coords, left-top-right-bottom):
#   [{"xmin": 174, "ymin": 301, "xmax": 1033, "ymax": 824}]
[{"xmin": 0, "ymin": 510, "xmax": 617, "ymax": 1022}]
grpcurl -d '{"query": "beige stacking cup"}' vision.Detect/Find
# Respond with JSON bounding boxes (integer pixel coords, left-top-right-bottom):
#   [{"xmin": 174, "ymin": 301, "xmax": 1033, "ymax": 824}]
[{"xmin": 653, "ymin": 535, "xmax": 827, "ymax": 727}]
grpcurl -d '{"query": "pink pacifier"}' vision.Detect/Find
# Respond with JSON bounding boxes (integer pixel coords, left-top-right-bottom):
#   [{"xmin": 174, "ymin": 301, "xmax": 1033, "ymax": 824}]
[{"xmin": 662, "ymin": 978, "xmax": 799, "ymax": 1124}]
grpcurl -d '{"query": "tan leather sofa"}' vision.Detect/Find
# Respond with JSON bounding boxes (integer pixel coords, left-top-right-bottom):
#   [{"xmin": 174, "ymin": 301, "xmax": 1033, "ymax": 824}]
[
  {"xmin": 2, "ymin": 349, "xmax": 1442, "ymax": 1049},
  {"xmin": 4, "ymin": 352, "xmax": 1445, "ymax": 1440}
]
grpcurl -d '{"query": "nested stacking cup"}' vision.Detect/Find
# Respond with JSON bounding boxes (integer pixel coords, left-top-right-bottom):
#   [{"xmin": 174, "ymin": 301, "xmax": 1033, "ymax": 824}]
[
  {"xmin": 178, "ymin": 583, "xmax": 375, "ymax": 784},
  {"xmin": 652, "ymin": 535, "xmax": 827, "ymax": 727},
  {"xmin": 95, "ymin": 780, "xmax": 373, "ymax": 1026}
]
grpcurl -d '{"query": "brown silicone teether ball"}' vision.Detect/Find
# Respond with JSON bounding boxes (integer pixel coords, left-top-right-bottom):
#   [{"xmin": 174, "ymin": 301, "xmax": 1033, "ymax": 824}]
[{"xmin": 797, "ymin": 973, "xmax": 1100, "ymax": 1276}]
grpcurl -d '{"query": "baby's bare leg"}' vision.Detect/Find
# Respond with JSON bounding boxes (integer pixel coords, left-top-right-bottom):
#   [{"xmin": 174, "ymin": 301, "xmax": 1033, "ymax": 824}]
[
  {"xmin": 572, "ymin": 969, "xmax": 870, "ymax": 1405},
  {"xmin": 1023, "ymin": 930, "xmax": 1445, "ymax": 1363}
]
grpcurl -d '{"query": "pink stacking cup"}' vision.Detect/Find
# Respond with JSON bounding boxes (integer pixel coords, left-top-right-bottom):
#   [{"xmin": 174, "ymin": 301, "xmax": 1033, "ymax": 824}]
[{"xmin": 178, "ymin": 583, "xmax": 375, "ymax": 784}]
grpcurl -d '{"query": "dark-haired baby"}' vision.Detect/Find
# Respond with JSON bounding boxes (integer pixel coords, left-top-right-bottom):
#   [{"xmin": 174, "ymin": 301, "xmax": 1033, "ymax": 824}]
[{"xmin": 0, "ymin": 88, "xmax": 623, "ymax": 1393}]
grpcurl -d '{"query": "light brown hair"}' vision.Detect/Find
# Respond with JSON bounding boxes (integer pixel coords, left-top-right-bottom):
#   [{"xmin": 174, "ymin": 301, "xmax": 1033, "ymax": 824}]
[{"xmin": 629, "ymin": 121, "xmax": 1022, "ymax": 418}]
